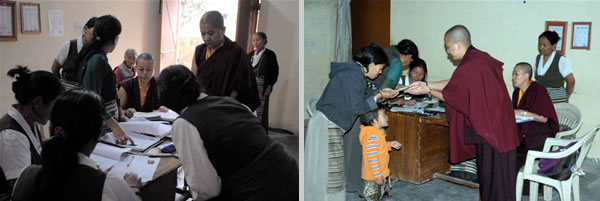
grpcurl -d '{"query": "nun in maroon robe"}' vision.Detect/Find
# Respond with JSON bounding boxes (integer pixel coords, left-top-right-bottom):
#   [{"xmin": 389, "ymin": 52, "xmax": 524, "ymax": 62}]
[
  {"xmin": 512, "ymin": 80, "xmax": 559, "ymax": 170},
  {"xmin": 193, "ymin": 36, "xmax": 260, "ymax": 111}
]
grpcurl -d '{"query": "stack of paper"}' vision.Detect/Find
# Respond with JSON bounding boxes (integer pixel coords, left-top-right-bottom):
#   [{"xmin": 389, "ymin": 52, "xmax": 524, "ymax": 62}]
[
  {"xmin": 133, "ymin": 110, "xmax": 178, "ymax": 122},
  {"xmin": 119, "ymin": 121, "xmax": 172, "ymax": 138},
  {"xmin": 90, "ymin": 143, "xmax": 132, "ymax": 171}
]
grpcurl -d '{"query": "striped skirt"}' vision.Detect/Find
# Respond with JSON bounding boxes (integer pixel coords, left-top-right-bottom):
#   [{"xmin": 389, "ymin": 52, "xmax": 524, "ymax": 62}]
[
  {"xmin": 103, "ymin": 99, "xmax": 119, "ymax": 134},
  {"xmin": 546, "ymin": 87, "xmax": 568, "ymax": 103},
  {"xmin": 255, "ymin": 76, "xmax": 266, "ymax": 123}
]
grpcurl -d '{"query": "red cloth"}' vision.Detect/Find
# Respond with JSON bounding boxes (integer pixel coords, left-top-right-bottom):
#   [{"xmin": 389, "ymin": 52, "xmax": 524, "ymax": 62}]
[
  {"xmin": 512, "ymin": 81, "xmax": 559, "ymax": 141},
  {"xmin": 113, "ymin": 61, "xmax": 136, "ymax": 84},
  {"xmin": 442, "ymin": 46, "xmax": 520, "ymax": 163}
]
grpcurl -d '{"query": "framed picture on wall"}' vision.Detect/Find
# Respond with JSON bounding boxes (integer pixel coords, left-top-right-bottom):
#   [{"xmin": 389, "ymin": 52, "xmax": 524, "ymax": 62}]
[
  {"xmin": 571, "ymin": 22, "xmax": 591, "ymax": 50},
  {"xmin": 0, "ymin": 1, "xmax": 18, "ymax": 41},
  {"xmin": 20, "ymin": 2, "xmax": 41, "ymax": 33},
  {"xmin": 545, "ymin": 21, "xmax": 567, "ymax": 55}
]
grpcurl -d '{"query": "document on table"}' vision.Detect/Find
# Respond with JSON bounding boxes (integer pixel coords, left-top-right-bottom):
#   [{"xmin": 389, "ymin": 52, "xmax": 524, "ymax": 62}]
[
  {"xmin": 110, "ymin": 155, "xmax": 160, "ymax": 182},
  {"xmin": 100, "ymin": 131, "xmax": 164, "ymax": 152},
  {"xmin": 133, "ymin": 110, "xmax": 179, "ymax": 122},
  {"xmin": 90, "ymin": 143, "xmax": 132, "ymax": 171},
  {"xmin": 515, "ymin": 115, "xmax": 534, "ymax": 123},
  {"xmin": 119, "ymin": 121, "xmax": 172, "ymax": 138}
]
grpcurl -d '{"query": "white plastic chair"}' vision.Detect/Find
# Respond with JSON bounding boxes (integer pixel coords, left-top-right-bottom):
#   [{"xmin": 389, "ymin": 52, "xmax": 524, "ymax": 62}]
[
  {"xmin": 516, "ymin": 125, "xmax": 599, "ymax": 201},
  {"xmin": 554, "ymin": 103, "xmax": 583, "ymax": 139}
]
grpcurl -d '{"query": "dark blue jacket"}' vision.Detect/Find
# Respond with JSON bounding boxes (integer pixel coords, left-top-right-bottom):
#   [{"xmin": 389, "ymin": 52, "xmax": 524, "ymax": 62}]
[{"xmin": 316, "ymin": 62, "xmax": 377, "ymax": 131}]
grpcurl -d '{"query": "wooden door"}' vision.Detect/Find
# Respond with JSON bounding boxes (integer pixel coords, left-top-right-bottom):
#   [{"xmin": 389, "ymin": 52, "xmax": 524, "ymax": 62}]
[{"xmin": 350, "ymin": 0, "xmax": 390, "ymax": 54}]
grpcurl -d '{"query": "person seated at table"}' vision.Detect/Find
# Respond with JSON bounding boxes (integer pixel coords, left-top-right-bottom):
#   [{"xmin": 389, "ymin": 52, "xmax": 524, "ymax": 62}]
[
  {"xmin": 114, "ymin": 48, "xmax": 137, "ymax": 83},
  {"xmin": 511, "ymin": 62, "xmax": 559, "ymax": 171},
  {"xmin": 157, "ymin": 65, "xmax": 298, "ymax": 200},
  {"xmin": 11, "ymin": 90, "xmax": 141, "ymax": 201},
  {"xmin": 387, "ymin": 58, "xmax": 428, "ymax": 106},
  {"xmin": 0, "ymin": 66, "xmax": 62, "ymax": 192},
  {"xmin": 117, "ymin": 53, "xmax": 167, "ymax": 119}
]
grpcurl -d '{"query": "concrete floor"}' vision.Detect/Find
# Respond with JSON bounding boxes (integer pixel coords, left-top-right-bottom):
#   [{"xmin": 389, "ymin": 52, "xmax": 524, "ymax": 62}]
[{"xmin": 346, "ymin": 159, "xmax": 600, "ymax": 201}]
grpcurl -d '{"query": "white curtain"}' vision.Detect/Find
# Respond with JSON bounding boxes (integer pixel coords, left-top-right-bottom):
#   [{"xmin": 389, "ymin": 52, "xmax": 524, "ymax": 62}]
[{"xmin": 335, "ymin": 0, "xmax": 352, "ymax": 62}]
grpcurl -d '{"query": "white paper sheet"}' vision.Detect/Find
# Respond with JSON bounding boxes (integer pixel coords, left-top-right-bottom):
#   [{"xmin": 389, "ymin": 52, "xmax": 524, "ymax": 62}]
[
  {"xmin": 110, "ymin": 155, "xmax": 160, "ymax": 182},
  {"xmin": 47, "ymin": 9, "xmax": 64, "ymax": 36},
  {"xmin": 0, "ymin": 6, "xmax": 13, "ymax": 36},
  {"xmin": 120, "ymin": 121, "xmax": 172, "ymax": 138},
  {"xmin": 573, "ymin": 24, "xmax": 590, "ymax": 48},
  {"xmin": 90, "ymin": 143, "xmax": 132, "ymax": 171},
  {"xmin": 133, "ymin": 110, "xmax": 179, "ymax": 122},
  {"xmin": 515, "ymin": 115, "xmax": 534, "ymax": 123}
]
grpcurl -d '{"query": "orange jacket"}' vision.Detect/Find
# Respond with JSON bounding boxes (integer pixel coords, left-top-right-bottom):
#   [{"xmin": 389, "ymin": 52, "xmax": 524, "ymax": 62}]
[{"xmin": 359, "ymin": 125, "xmax": 391, "ymax": 180}]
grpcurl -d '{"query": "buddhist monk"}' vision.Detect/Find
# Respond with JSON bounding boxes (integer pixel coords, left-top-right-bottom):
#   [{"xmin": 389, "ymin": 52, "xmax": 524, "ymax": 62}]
[
  {"xmin": 511, "ymin": 62, "xmax": 559, "ymax": 194},
  {"xmin": 191, "ymin": 10, "xmax": 260, "ymax": 111},
  {"xmin": 406, "ymin": 25, "xmax": 520, "ymax": 201}
]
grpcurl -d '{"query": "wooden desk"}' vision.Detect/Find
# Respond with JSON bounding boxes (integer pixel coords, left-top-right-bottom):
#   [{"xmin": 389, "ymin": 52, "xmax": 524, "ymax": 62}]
[
  {"xmin": 386, "ymin": 111, "xmax": 450, "ymax": 184},
  {"xmin": 140, "ymin": 140, "xmax": 181, "ymax": 201}
]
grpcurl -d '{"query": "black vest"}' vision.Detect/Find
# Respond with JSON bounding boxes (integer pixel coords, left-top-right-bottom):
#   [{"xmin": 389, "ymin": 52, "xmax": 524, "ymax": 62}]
[
  {"xmin": 179, "ymin": 96, "xmax": 299, "ymax": 200},
  {"xmin": 535, "ymin": 53, "xmax": 564, "ymax": 88},
  {"xmin": 0, "ymin": 114, "xmax": 41, "ymax": 165},
  {"xmin": 119, "ymin": 77, "xmax": 160, "ymax": 112},
  {"xmin": 61, "ymin": 39, "xmax": 81, "ymax": 82},
  {"xmin": 11, "ymin": 164, "xmax": 105, "ymax": 201},
  {"xmin": 0, "ymin": 166, "xmax": 10, "ymax": 201}
]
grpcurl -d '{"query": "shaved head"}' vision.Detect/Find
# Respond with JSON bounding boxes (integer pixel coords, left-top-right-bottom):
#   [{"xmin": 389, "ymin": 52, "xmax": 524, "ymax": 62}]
[
  {"xmin": 515, "ymin": 62, "xmax": 533, "ymax": 80},
  {"xmin": 444, "ymin": 25, "xmax": 471, "ymax": 46},
  {"xmin": 200, "ymin": 10, "xmax": 224, "ymax": 28}
]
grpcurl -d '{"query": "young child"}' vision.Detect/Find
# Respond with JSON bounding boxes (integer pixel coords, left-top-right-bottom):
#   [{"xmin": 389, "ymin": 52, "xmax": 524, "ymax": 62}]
[{"xmin": 359, "ymin": 106, "xmax": 401, "ymax": 201}]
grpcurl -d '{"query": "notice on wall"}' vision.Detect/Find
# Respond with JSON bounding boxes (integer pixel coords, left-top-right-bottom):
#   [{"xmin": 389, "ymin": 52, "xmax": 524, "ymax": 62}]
[
  {"xmin": 0, "ymin": 5, "xmax": 13, "ymax": 36},
  {"xmin": 48, "ymin": 9, "xmax": 64, "ymax": 36}
]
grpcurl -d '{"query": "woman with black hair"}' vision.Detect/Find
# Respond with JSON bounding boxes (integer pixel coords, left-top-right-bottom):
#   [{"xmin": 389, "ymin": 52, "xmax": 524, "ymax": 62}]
[
  {"xmin": 157, "ymin": 65, "xmax": 298, "ymax": 200},
  {"xmin": 375, "ymin": 39, "xmax": 419, "ymax": 90},
  {"xmin": 11, "ymin": 90, "xmax": 141, "ymax": 201},
  {"xmin": 75, "ymin": 14, "xmax": 132, "ymax": 145},
  {"xmin": 249, "ymin": 32, "xmax": 279, "ymax": 131},
  {"xmin": 535, "ymin": 30, "xmax": 575, "ymax": 103},
  {"xmin": 305, "ymin": 43, "xmax": 398, "ymax": 201},
  {"xmin": 387, "ymin": 58, "xmax": 428, "ymax": 106},
  {"xmin": 51, "ymin": 16, "xmax": 97, "ymax": 90},
  {"xmin": 0, "ymin": 66, "xmax": 62, "ymax": 192}
]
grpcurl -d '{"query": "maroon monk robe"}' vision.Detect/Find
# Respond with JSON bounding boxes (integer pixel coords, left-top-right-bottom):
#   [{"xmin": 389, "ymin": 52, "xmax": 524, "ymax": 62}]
[
  {"xmin": 512, "ymin": 81, "xmax": 559, "ymax": 169},
  {"xmin": 442, "ymin": 46, "xmax": 520, "ymax": 201},
  {"xmin": 194, "ymin": 36, "xmax": 260, "ymax": 111}
]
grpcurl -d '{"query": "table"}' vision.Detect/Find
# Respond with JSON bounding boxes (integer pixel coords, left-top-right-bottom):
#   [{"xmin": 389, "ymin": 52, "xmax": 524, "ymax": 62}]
[
  {"xmin": 386, "ymin": 111, "xmax": 450, "ymax": 184},
  {"xmin": 139, "ymin": 140, "xmax": 181, "ymax": 201}
]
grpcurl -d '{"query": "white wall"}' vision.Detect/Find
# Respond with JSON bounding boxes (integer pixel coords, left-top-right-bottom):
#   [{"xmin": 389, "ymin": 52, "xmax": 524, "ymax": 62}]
[
  {"xmin": 391, "ymin": 0, "xmax": 600, "ymax": 158},
  {"xmin": 303, "ymin": 0, "xmax": 337, "ymax": 118},
  {"xmin": 257, "ymin": 0, "xmax": 300, "ymax": 134},
  {"xmin": 0, "ymin": 0, "xmax": 161, "ymax": 115}
]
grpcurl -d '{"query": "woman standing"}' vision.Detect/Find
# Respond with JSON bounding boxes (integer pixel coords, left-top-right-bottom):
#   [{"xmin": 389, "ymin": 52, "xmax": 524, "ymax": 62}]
[
  {"xmin": 75, "ymin": 15, "xmax": 132, "ymax": 145},
  {"xmin": 305, "ymin": 43, "xmax": 398, "ymax": 201},
  {"xmin": 249, "ymin": 32, "xmax": 279, "ymax": 131},
  {"xmin": 535, "ymin": 31, "xmax": 575, "ymax": 103},
  {"xmin": 0, "ymin": 66, "xmax": 62, "ymax": 191},
  {"xmin": 11, "ymin": 90, "xmax": 141, "ymax": 201}
]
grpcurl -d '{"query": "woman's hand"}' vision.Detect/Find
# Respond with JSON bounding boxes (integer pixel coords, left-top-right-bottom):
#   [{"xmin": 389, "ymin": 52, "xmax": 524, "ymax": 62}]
[
  {"xmin": 124, "ymin": 172, "xmax": 142, "ymax": 193},
  {"xmin": 379, "ymin": 88, "xmax": 399, "ymax": 99},
  {"xmin": 125, "ymin": 108, "xmax": 137, "ymax": 118},
  {"xmin": 157, "ymin": 106, "xmax": 169, "ymax": 113},
  {"xmin": 514, "ymin": 109, "xmax": 526, "ymax": 116},
  {"xmin": 405, "ymin": 81, "xmax": 429, "ymax": 95},
  {"xmin": 113, "ymin": 124, "xmax": 134, "ymax": 145}
]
